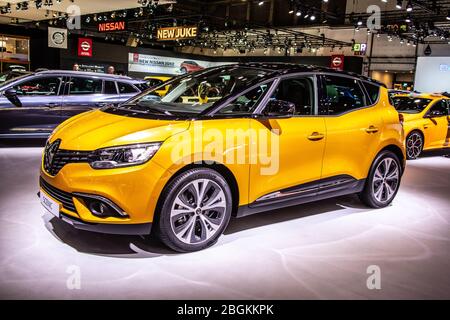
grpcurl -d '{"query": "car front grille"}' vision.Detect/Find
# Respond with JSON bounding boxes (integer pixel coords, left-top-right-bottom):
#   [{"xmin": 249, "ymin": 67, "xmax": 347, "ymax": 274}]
[
  {"xmin": 40, "ymin": 177, "xmax": 77, "ymax": 213},
  {"xmin": 44, "ymin": 139, "xmax": 91, "ymax": 175}
]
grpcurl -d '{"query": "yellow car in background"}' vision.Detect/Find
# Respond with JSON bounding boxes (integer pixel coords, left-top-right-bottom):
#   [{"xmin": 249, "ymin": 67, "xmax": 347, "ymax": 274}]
[
  {"xmin": 40, "ymin": 64, "xmax": 405, "ymax": 252},
  {"xmin": 392, "ymin": 93, "xmax": 450, "ymax": 159},
  {"xmin": 144, "ymin": 75, "xmax": 172, "ymax": 97}
]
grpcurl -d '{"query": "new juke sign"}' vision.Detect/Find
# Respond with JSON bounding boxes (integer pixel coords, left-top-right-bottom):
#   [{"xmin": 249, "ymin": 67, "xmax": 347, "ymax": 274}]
[{"xmin": 157, "ymin": 26, "xmax": 198, "ymax": 41}]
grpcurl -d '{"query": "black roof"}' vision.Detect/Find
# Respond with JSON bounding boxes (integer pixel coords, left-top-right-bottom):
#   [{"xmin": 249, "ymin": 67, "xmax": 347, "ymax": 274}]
[{"xmin": 236, "ymin": 62, "xmax": 385, "ymax": 87}]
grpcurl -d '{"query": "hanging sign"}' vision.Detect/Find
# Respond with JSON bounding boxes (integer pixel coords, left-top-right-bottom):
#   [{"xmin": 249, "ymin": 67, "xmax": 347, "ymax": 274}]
[
  {"xmin": 48, "ymin": 27, "xmax": 67, "ymax": 49},
  {"xmin": 157, "ymin": 26, "xmax": 198, "ymax": 41},
  {"xmin": 98, "ymin": 21, "xmax": 127, "ymax": 32},
  {"xmin": 78, "ymin": 38, "xmax": 92, "ymax": 57},
  {"xmin": 330, "ymin": 55, "xmax": 345, "ymax": 71}
]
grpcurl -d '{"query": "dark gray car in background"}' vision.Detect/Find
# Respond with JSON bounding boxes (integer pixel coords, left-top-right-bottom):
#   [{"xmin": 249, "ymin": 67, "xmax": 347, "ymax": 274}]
[{"xmin": 0, "ymin": 70, "xmax": 148, "ymax": 138}]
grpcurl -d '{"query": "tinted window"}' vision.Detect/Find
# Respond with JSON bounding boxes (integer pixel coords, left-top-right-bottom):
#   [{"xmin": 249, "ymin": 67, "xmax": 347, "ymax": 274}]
[
  {"xmin": 428, "ymin": 100, "xmax": 448, "ymax": 117},
  {"xmin": 68, "ymin": 77, "xmax": 102, "ymax": 95},
  {"xmin": 104, "ymin": 81, "xmax": 117, "ymax": 94},
  {"xmin": 117, "ymin": 82, "xmax": 138, "ymax": 94},
  {"xmin": 320, "ymin": 75, "xmax": 366, "ymax": 115},
  {"xmin": 12, "ymin": 76, "xmax": 62, "ymax": 96},
  {"xmin": 362, "ymin": 82, "xmax": 380, "ymax": 104},
  {"xmin": 147, "ymin": 79, "xmax": 164, "ymax": 87},
  {"xmin": 217, "ymin": 82, "xmax": 271, "ymax": 115},
  {"xmin": 271, "ymin": 77, "xmax": 314, "ymax": 115},
  {"xmin": 134, "ymin": 82, "xmax": 149, "ymax": 91},
  {"xmin": 392, "ymin": 97, "xmax": 432, "ymax": 114}
]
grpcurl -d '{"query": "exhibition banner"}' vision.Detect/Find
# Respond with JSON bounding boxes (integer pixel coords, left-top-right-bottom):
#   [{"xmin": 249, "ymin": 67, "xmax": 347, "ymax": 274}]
[{"xmin": 128, "ymin": 53, "xmax": 235, "ymax": 75}]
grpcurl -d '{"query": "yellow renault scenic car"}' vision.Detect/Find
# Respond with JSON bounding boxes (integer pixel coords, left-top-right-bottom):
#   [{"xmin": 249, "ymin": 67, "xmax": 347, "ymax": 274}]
[
  {"xmin": 40, "ymin": 64, "xmax": 405, "ymax": 252},
  {"xmin": 391, "ymin": 93, "xmax": 450, "ymax": 159}
]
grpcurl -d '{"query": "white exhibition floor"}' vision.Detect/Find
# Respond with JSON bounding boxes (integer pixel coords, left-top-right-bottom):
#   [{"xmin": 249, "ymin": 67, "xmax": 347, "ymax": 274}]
[{"xmin": 0, "ymin": 147, "xmax": 449, "ymax": 299}]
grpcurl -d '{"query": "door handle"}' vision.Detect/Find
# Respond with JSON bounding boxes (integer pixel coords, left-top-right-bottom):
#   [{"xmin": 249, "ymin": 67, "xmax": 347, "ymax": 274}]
[
  {"xmin": 423, "ymin": 124, "xmax": 429, "ymax": 129},
  {"xmin": 45, "ymin": 103, "xmax": 58, "ymax": 108},
  {"xmin": 307, "ymin": 132, "xmax": 325, "ymax": 141},
  {"xmin": 365, "ymin": 125, "xmax": 379, "ymax": 133}
]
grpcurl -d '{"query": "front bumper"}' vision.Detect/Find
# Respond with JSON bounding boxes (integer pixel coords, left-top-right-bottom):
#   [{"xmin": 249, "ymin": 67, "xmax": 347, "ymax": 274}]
[{"xmin": 39, "ymin": 156, "xmax": 171, "ymax": 228}]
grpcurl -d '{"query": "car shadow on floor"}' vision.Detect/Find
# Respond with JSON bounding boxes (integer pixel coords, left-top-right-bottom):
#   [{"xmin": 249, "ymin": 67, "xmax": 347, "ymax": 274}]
[{"xmin": 45, "ymin": 193, "xmax": 369, "ymax": 258}]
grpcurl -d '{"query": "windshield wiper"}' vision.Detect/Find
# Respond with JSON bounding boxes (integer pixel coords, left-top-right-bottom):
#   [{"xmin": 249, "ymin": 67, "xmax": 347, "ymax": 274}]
[{"xmin": 117, "ymin": 103, "xmax": 174, "ymax": 116}]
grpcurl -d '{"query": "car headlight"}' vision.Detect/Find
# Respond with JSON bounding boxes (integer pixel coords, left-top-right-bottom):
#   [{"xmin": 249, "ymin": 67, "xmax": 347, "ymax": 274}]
[{"xmin": 90, "ymin": 142, "xmax": 161, "ymax": 169}]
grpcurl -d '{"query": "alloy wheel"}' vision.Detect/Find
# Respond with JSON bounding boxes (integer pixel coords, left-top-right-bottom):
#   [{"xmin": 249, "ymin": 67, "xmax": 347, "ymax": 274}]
[
  {"xmin": 372, "ymin": 157, "xmax": 400, "ymax": 203},
  {"xmin": 406, "ymin": 132, "xmax": 423, "ymax": 159},
  {"xmin": 170, "ymin": 178, "xmax": 227, "ymax": 245}
]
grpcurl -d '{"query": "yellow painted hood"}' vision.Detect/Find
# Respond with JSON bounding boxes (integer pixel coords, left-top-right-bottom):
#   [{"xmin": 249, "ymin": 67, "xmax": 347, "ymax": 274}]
[{"xmin": 49, "ymin": 109, "xmax": 190, "ymax": 150}]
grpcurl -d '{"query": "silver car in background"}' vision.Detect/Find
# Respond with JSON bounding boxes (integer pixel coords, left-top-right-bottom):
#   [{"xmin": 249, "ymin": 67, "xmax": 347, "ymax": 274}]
[{"xmin": 0, "ymin": 70, "xmax": 148, "ymax": 138}]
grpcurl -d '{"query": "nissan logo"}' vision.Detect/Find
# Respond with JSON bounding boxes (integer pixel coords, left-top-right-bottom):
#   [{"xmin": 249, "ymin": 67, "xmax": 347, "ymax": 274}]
[{"xmin": 80, "ymin": 41, "xmax": 91, "ymax": 51}]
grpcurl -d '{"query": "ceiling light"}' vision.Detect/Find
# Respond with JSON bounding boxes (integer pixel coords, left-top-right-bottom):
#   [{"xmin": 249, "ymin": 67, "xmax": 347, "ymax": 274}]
[
  {"xmin": 310, "ymin": 14, "xmax": 316, "ymax": 21},
  {"xmin": 258, "ymin": 1, "xmax": 264, "ymax": 5},
  {"xmin": 396, "ymin": 0, "xmax": 402, "ymax": 9},
  {"xmin": 296, "ymin": 10, "xmax": 301, "ymax": 16},
  {"xmin": 406, "ymin": 1, "xmax": 413, "ymax": 12}
]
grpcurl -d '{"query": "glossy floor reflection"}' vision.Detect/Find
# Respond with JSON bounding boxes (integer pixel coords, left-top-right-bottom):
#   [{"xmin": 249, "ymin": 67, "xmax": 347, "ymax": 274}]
[{"xmin": 0, "ymin": 147, "xmax": 449, "ymax": 299}]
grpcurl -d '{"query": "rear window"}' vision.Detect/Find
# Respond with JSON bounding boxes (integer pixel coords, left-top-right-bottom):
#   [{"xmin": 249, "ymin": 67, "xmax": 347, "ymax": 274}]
[
  {"xmin": 362, "ymin": 82, "xmax": 380, "ymax": 104},
  {"xmin": 117, "ymin": 82, "xmax": 138, "ymax": 94},
  {"xmin": 134, "ymin": 82, "xmax": 149, "ymax": 91},
  {"xmin": 391, "ymin": 97, "xmax": 432, "ymax": 113}
]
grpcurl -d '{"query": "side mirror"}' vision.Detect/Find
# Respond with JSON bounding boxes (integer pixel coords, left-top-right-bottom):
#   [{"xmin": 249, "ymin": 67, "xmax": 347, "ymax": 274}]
[
  {"xmin": 264, "ymin": 99, "xmax": 296, "ymax": 117},
  {"xmin": 3, "ymin": 88, "xmax": 22, "ymax": 107}
]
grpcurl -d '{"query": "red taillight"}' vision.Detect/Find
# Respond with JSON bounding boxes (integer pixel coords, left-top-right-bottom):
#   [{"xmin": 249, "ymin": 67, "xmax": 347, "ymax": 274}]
[{"xmin": 398, "ymin": 113, "xmax": 404, "ymax": 125}]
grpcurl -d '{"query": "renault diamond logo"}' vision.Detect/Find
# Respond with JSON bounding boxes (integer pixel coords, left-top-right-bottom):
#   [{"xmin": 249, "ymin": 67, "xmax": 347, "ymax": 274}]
[{"xmin": 44, "ymin": 139, "xmax": 61, "ymax": 174}]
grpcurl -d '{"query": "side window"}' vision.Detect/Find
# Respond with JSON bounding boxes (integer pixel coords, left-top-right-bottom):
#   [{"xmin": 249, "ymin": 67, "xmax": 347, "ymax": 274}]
[
  {"xmin": 104, "ymin": 81, "xmax": 117, "ymax": 94},
  {"xmin": 68, "ymin": 77, "xmax": 102, "ymax": 95},
  {"xmin": 428, "ymin": 100, "xmax": 448, "ymax": 117},
  {"xmin": 319, "ymin": 75, "xmax": 366, "ymax": 115},
  {"xmin": 117, "ymin": 82, "xmax": 138, "ymax": 94},
  {"xmin": 217, "ymin": 82, "xmax": 271, "ymax": 115},
  {"xmin": 12, "ymin": 76, "xmax": 62, "ymax": 96},
  {"xmin": 362, "ymin": 82, "xmax": 380, "ymax": 104},
  {"xmin": 270, "ymin": 77, "xmax": 315, "ymax": 115},
  {"xmin": 147, "ymin": 79, "xmax": 163, "ymax": 87}
]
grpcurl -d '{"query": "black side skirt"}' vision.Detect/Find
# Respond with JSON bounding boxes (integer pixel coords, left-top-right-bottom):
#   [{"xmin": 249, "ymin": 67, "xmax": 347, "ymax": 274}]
[{"xmin": 235, "ymin": 175, "xmax": 366, "ymax": 218}]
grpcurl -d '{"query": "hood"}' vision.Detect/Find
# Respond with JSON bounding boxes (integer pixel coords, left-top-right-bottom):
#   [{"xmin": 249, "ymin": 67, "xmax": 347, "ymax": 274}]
[{"xmin": 50, "ymin": 109, "xmax": 190, "ymax": 150}]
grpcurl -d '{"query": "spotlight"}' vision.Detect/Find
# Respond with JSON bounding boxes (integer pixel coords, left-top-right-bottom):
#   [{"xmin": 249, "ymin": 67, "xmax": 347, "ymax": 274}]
[
  {"xmin": 357, "ymin": 17, "xmax": 363, "ymax": 26},
  {"xmin": 296, "ymin": 10, "xmax": 301, "ymax": 17},
  {"xmin": 258, "ymin": 1, "xmax": 264, "ymax": 6},
  {"xmin": 381, "ymin": 0, "xmax": 387, "ymax": 3},
  {"xmin": 396, "ymin": 0, "xmax": 402, "ymax": 9},
  {"xmin": 85, "ymin": 16, "xmax": 90, "ymax": 23},
  {"xmin": 310, "ymin": 14, "xmax": 316, "ymax": 21},
  {"xmin": 405, "ymin": 15, "xmax": 411, "ymax": 23},
  {"xmin": 446, "ymin": 11, "xmax": 450, "ymax": 21},
  {"xmin": 406, "ymin": 1, "xmax": 413, "ymax": 12}
]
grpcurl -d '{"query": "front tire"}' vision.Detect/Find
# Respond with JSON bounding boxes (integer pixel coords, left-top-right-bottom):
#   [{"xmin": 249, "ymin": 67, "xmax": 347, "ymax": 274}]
[
  {"xmin": 406, "ymin": 131, "xmax": 423, "ymax": 160},
  {"xmin": 155, "ymin": 168, "xmax": 232, "ymax": 252},
  {"xmin": 359, "ymin": 150, "xmax": 402, "ymax": 208}
]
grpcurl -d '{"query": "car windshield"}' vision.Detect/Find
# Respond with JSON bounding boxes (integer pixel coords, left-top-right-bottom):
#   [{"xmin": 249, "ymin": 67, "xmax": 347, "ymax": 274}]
[
  {"xmin": 391, "ymin": 97, "xmax": 432, "ymax": 114},
  {"xmin": 111, "ymin": 66, "xmax": 273, "ymax": 117}
]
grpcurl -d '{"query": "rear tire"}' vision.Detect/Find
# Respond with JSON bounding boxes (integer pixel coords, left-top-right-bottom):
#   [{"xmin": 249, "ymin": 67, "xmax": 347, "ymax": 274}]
[
  {"xmin": 155, "ymin": 168, "xmax": 232, "ymax": 252},
  {"xmin": 359, "ymin": 150, "xmax": 402, "ymax": 208}
]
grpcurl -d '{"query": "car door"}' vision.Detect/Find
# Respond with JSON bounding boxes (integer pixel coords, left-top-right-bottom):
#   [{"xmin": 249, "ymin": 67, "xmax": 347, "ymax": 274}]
[
  {"xmin": 423, "ymin": 99, "xmax": 449, "ymax": 149},
  {"xmin": 247, "ymin": 75, "xmax": 326, "ymax": 205},
  {"xmin": 0, "ymin": 75, "xmax": 62, "ymax": 137},
  {"xmin": 60, "ymin": 76, "xmax": 104, "ymax": 121},
  {"xmin": 319, "ymin": 74, "xmax": 383, "ymax": 182}
]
